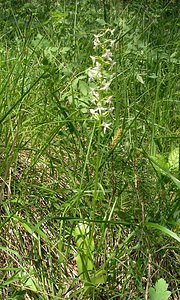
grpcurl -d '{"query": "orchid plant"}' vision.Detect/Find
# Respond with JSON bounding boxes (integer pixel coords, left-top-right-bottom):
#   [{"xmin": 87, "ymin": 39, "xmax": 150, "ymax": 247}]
[
  {"xmin": 87, "ymin": 29, "xmax": 116, "ymax": 135},
  {"xmin": 86, "ymin": 29, "xmax": 116, "ymax": 222}
]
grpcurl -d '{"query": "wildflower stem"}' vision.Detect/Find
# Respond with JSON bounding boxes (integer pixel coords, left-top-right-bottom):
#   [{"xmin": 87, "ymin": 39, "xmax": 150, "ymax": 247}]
[{"xmin": 91, "ymin": 120, "xmax": 101, "ymax": 225}]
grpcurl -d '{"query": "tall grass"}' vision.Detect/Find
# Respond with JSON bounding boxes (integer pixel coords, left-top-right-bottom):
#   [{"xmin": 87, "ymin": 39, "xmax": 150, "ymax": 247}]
[{"xmin": 0, "ymin": 1, "xmax": 179, "ymax": 299}]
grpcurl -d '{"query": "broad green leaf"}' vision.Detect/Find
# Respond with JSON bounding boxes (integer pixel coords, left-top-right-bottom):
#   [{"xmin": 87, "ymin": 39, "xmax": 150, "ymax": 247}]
[
  {"xmin": 79, "ymin": 80, "xmax": 88, "ymax": 96},
  {"xmin": 150, "ymin": 154, "xmax": 169, "ymax": 176},
  {"xmin": 23, "ymin": 276, "xmax": 38, "ymax": 292},
  {"xmin": 150, "ymin": 156, "xmax": 180, "ymax": 189},
  {"xmin": 73, "ymin": 223, "xmax": 94, "ymax": 281},
  {"xmin": 19, "ymin": 267, "xmax": 38, "ymax": 292},
  {"xmin": 72, "ymin": 75, "xmax": 86, "ymax": 90},
  {"xmin": 76, "ymin": 252, "xmax": 94, "ymax": 280},
  {"xmin": 149, "ymin": 278, "xmax": 171, "ymax": 300},
  {"xmin": 74, "ymin": 223, "xmax": 94, "ymax": 252},
  {"xmin": 90, "ymin": 269, "xmax": 107, "ymax": 285},
  {"xmin": 168, "ymin": 147, "xmax": 179, "ymax": 172}
]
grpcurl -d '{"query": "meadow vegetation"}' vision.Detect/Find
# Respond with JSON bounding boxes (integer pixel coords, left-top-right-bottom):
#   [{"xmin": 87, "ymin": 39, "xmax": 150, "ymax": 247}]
[{"xmin": 0, "ymin": 1, "xmax": 179, "ymax": 299}]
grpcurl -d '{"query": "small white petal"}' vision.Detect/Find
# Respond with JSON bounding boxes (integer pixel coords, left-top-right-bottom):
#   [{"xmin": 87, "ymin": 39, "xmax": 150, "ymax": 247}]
[
  {"xmin": 102, "ymin": 122, "xmax": 111, "ymax": 134},
  {"xmin": 90, "ymin": 108, "xmax": 96, "ymax": 114},
  {"xmin": 102, "ymin": 49, "xmax": 113, "ymax": 61},
  {"xmin": 105, "ymin": 96, "xmax": 113, "ymax": 104},
  {"xmin": 100, "ymin": 81, "xmax": 111, "ymax": 91},
  {"xmin": 97, "ymin": 107, "xmax": 106, "ymax": 113}
]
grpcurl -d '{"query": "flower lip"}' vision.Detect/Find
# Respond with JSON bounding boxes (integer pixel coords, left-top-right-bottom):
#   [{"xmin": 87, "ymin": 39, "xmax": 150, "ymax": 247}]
[
  {"xmin": 106, "ymin": 96, "xmax": 113, "ymax": 103},
  {"xmin": 102, "ymin": 122, "xmax": 112, "ymax": 134}
]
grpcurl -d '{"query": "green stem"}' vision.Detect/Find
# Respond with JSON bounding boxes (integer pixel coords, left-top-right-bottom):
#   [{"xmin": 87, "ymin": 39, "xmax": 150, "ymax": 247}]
[{"xmin": 91, "ymin": 120, "xmax": 101, "ymax": 228}]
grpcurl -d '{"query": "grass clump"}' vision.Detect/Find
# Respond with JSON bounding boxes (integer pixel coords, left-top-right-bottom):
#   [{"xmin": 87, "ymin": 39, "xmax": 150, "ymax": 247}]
[{"xmin": 0, "ymin": 1, "xmax": 179, "ymax": 299}]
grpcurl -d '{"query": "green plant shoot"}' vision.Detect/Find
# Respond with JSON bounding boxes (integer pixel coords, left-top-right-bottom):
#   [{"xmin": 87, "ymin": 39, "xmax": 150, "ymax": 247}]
[
  {"xmin": 73, "ymin": 222, "xmax": 95, "ymax": 281},
  {"xmin": 73, "ymin": 222, "xmax": 107, "ymax": 287}
]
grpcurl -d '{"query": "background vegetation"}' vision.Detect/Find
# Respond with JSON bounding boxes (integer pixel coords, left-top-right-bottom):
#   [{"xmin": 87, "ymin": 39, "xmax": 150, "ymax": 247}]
[{"xmin": 0, "ymin": 0, "xmax": 179, "ymax": 299}]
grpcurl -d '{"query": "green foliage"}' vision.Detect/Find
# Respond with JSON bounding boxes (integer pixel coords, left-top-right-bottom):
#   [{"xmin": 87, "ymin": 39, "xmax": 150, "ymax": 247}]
[
  {"xmin": 6, "ymin": 290, "xmax": 26, "ymax": 300},
  {"xmin": 149, "ymin": 278, "xmax": 171, "ymax": 300},
  {"xmin": 73, "ymin": 222, "xmax": 107, "ymax": 288},
  {"xmin": 151, "ymin": 147, "xmax": 179, "ymax": 177},
  {"xmin": 0, "ymin": 0, "xmax": 179, "ymax": 299},
  {"xmin": 168, "ymin": 147, "xmax": 179, "ymax": 173},
  {"xmin": 150, "ymin": 155, "xmax": 180, "ymax": 189},
  {"xmin": 73, "ymin": 223, "xmax": 95, "ymax": 281},
  {"xmin": 150, "ymin": 154, "xmax": 169, "ymax": 177}
]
